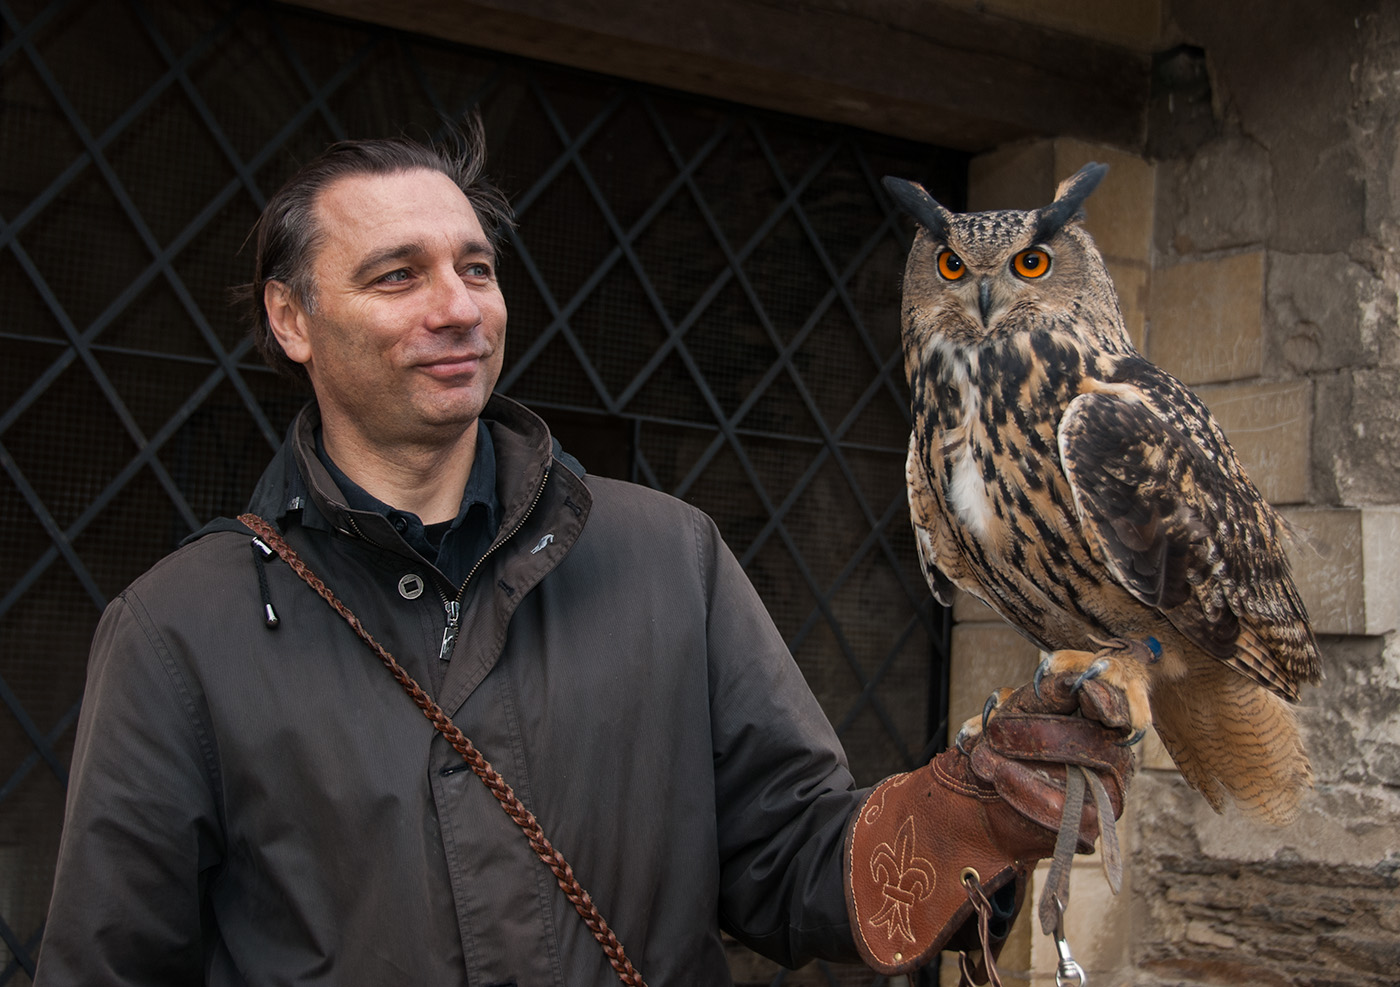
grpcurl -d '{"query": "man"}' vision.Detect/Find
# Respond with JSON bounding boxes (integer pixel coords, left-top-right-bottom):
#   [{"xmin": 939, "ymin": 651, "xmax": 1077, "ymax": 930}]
[{"xmin": 36, "ymin": 127, "xmax": 1131, "ymax": 986}]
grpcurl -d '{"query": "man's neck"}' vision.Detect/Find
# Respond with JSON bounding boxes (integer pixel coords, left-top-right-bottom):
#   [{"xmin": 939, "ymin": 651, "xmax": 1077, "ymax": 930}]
[{"xmin": 320, "ymin": 418, "xmax": 478, "ymax": 525}]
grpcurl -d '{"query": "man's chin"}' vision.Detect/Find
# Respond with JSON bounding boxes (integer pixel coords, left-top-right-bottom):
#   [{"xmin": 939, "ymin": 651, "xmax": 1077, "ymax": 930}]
[{"xmin": 414, "ymin": 397, "xmax": 490, "ymax": 433}]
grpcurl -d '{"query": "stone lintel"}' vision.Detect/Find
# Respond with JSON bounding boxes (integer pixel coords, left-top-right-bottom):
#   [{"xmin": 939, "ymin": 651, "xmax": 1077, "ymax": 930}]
[{"xmin": 287, "ymin": 0, "xmax": 1149, "ymax": 151}]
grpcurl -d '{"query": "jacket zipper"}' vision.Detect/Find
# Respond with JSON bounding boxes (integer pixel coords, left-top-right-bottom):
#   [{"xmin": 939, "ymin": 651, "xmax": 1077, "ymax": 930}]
[
  {"xmin": 337, "ymin": 467, "xmax": 552, "ymax": 662},
  {"xmin": 436, "ymin": 466, "xmax": 551, "ymax": 662}
]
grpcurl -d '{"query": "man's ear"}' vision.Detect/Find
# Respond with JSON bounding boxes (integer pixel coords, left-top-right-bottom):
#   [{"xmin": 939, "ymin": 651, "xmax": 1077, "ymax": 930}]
[{"xmin": 264, "ymin": 280, "xmax": 313, "ymax": 366}]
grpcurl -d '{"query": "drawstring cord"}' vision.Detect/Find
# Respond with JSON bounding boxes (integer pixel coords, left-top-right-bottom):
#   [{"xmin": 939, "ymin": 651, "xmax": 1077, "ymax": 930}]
[{"xmin": 250, "ymin": 536, "xmax": 279, "ymax": 628}]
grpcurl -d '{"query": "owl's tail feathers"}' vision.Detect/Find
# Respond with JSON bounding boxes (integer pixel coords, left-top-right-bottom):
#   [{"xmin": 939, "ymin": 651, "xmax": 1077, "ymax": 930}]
[{"xmin": 1151, "ymin": 660, "xmax": 1313, "ymax": 826}]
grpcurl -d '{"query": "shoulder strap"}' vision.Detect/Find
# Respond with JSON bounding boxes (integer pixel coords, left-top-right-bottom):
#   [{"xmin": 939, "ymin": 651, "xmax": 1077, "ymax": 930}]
[{"xmin": 237, "ymin": 514, "xmax": 647, "ymax": 987}]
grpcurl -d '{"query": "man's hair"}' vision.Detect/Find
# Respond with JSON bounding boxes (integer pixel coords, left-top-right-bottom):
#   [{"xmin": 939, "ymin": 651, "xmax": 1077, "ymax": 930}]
[{"xmin": 239, "ymin": 119, "xmax": 514, "ymax": 384}]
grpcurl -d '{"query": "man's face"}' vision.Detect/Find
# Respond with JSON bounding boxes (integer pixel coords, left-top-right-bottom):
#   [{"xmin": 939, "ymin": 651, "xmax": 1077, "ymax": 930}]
[{"xmin": 269, "ymin": 168, "xmax": 508, "ymax": 451}]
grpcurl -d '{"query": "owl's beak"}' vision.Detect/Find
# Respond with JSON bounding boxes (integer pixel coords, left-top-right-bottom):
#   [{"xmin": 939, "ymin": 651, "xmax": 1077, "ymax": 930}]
[{"xmin": 977, "ymin": 278, "xmax": 992, "ymax": 327}]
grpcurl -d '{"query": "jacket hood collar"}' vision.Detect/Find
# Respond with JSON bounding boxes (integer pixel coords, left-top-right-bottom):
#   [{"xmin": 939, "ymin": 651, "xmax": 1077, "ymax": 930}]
[{"xmin": 220, "ymin": 393, "xmax": 579, "ymax": 540}]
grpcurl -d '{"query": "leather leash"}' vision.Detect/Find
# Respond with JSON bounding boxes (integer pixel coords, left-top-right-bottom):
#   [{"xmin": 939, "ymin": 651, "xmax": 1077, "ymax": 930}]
[{"xmin": 239, "ymin": 514, "xmax": 648, "ymax": 987}]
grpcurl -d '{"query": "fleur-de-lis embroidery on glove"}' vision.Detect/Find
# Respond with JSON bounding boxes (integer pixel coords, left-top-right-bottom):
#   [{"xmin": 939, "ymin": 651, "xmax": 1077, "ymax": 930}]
[{"xmin": 867, "ymin": 816, "xmax": 936, "ymax": 943}]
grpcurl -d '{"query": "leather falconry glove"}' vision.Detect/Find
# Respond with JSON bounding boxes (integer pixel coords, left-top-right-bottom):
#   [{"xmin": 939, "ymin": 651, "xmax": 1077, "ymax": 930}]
[{"xmin": 844, "ymin": 671, "xmax": 1135, "ymax": 979}]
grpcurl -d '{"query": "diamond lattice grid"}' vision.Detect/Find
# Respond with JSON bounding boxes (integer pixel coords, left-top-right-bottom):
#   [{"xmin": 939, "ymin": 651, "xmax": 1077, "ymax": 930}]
[{"xmin": 0, "ymin": 2, "xmax": 961, "ymax": 983}]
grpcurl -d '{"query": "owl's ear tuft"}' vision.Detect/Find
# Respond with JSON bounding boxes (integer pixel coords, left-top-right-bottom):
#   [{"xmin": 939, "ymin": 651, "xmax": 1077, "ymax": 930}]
[
  {"xmin": 882, "ymin": 176, "xmax": 953, "ymax": 241},
  {"xmin": 1034, "ymin": 162, "xmax": 1109, "ymax": 241}
]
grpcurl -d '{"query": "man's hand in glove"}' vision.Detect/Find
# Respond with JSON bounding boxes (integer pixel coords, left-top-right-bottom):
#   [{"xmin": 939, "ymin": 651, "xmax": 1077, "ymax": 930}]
[{"xmin": 844, "ymin": 670, "xmax": 1135, "ymax": 977}]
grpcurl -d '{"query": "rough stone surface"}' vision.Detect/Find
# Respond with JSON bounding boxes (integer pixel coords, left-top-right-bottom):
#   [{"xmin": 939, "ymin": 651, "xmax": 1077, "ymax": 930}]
[
  {"xmin": 1125, "ymin": 630, "xmax": 1400, "ymax": 987},
  {"xmin": 1265, "ymin": 252, "xmax": 1380, "ymax": 377},
  {"xmin": 1168, "ymin": 0, "xmax": 1369, "ymax": 255},
  {"xmin": 1194, "ymin": 379, "xmax": 1311, "ymax": 506},
  {"xmin": 1280, "ymin": 507, "xmax": 1400, "ymax": 638},
  {"xmin": 1127, "ymin": 4, "xmax": 1400, "ymax": 985},
  {"xmin": 1312, "ymin": 368, "xmax": 1400, "ymax": 506},
  {"xmin": 947, "ymin": 621, "xmax": 1040, "ymax": 745},
  {"xmin": 1147, "ymin": 251, "xmax": 1264, "ymax": 385},
  {"xmin": 1156, "ymin": 136, "xmax": 1272, "ymax": 257}
]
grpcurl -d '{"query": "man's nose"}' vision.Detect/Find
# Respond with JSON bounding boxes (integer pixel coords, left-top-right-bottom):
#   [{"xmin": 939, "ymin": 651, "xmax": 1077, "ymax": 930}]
[{"xmin": 432, "ymin": 270, "xmax": 482, "ymax": 328}]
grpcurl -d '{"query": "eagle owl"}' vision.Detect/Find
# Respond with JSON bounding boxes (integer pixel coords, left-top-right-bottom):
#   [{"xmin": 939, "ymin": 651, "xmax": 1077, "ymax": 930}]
[{"xmin": 884, "ymin": 164, "xmax": 1321, "ymax": 824}]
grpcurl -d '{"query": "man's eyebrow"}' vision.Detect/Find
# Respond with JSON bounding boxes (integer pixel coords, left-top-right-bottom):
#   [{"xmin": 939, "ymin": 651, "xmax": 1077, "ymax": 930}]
[
  {"xmin": 460, "ymin": 238, "xmax": 497, "ymax": 263},
  {"xmin": 351, "ymin": 239, "xmax": 496, "ymax": 283},
  {"xmin": 351, "ymin": 243, "xmax": 424, "ymax": 283}
]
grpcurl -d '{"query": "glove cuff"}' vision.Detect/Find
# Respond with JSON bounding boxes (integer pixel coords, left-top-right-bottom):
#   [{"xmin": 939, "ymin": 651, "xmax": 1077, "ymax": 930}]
[{"xmin": 843, "ymin": 759, "xmax": 1032, "ymax": 975}]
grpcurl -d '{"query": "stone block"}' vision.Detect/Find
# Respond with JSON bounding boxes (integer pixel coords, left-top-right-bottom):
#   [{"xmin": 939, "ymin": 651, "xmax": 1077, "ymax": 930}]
[
  {"xmin": 1055, "ymin": 139, "xmax": 1156, "ymax": 265},
  {"xmin": 952, "ymin": 589, "xmax": 997, "ymax": 624},
  {"xmin": 1161, "ymin": 136, "xmax": 1273, "ymax": 256},
  {"xmin": 1138, "ymin": 725, "xmax": 1177, "ymax": 772},
  {"xmin": 948, "ymin": 622, "xmax": 1041, "ymax": 746},
  {"xmin": 1148, "ymin": 251, "xmax": 1264, "ymax": 385},
  {"xmin": 1313, "ymin": 368, "xmax": 1400, "ymax": 505},
  {"xmin": 1194, "ymin": 378, "xmax": 1312, "ymax": 505},
  {"xmin": 1103, "ymin": 257, "xmax": 1148, "ymax": 352},
  {"xmin": 969, "ymin": 140, "xmax": 1156, "ymax": 269},
  {"xmin": 1278, "ymin": 505, "xmax": 1400, "ymax": 636},
  {"xmin": 1266, "ymin": 252, "xmax": 1378, "ymax": 374},
  {"xmin": 968, "ymin": 141, "xmax": 1057, "ymax": 211}
]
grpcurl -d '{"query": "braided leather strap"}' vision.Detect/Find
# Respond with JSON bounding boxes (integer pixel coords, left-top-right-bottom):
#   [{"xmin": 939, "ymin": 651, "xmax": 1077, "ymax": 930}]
[{"xmin": 239, "ymin": 514, "xmax": 647, "ymax": 987}]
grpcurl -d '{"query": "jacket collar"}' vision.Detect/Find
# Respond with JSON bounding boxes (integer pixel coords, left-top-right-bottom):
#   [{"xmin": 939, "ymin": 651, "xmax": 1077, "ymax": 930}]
[{"xmin": 236, "ymin": 394, "xmax": 582, "ymax": 552}]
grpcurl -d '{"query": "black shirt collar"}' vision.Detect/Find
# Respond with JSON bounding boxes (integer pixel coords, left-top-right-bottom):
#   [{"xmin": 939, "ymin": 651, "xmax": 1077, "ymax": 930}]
[{"xmin": 314, "ymin": 424, "xmax": 500, "ymax": 587}]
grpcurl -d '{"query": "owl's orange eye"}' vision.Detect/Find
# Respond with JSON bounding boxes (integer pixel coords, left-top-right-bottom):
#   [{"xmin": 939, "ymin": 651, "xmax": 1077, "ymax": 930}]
[
  {"xmin": 1012, "ymin": 248, "xmax": 1051, "ymax": 279},
  {"xmin": 937, "ymin": 250, "xmax": 966, "ymax": 281}
]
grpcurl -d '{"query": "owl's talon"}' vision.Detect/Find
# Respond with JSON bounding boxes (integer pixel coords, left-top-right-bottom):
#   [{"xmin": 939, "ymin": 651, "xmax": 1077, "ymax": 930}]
[
  {"xmin": 954, "ymin": 726, "xmax": 974, "ymax": 755},
  {"xmin": 1118, "ymin": 727, "xmax": 1146, "ymax": 747},
  {"xmin": 982, "ymin": 691, "xmax": 1002, "ymax": 732},
  {"xmin": 1033, "ymin": 658, "xmax": 1052, "ymax": 700},
  {"xmin": 1072, "ymin": 657, "xmax": 1111, "ymax": 693}
]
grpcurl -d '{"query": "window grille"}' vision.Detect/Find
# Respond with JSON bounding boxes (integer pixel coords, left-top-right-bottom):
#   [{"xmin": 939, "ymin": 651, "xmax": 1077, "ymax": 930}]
[{"xmin": 0, "ymin": 2, "xmax": 963, "ymax": 982}]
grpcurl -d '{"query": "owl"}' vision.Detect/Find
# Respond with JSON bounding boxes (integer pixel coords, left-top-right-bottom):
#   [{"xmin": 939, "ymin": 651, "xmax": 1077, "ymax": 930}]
[{"xmin": 884, "ymin": 163, "xmax": 1321, "ymax": 824}]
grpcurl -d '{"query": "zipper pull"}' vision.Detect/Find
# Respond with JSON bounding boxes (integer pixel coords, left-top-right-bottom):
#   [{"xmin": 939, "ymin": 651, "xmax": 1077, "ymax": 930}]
[{"xmin": 439, "ymin": 599, "xmax": 460, "ymax": 661}]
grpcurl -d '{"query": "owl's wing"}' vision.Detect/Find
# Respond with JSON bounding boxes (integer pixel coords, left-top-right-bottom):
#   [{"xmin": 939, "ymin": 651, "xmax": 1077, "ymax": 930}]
[
  {"xmin": 1057, "ymin": 374, "xmax": 1320, "ymax": 702},
  {"xmin": 906, "ymin": 434, "xmax": 966, "ymax": 607}
]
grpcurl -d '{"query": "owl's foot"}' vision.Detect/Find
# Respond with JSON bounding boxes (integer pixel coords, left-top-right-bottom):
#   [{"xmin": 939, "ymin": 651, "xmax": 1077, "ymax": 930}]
[
  {"xmin": 1034, "ymin": 638, "xmax": 1159, "ymax": 745},
  {"xmin": 954, "ymin": 686, "xmax": 1016, "ymax": 753}
]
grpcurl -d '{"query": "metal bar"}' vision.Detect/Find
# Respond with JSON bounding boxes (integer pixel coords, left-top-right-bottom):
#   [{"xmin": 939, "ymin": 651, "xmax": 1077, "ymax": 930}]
[
  {"xmin": 0, "ymin": 910, "xmax": 36, "ymax": 980},
  {"xmin": 0, "ymin": 438, "xmax": 107, "ymax": 612},
  {"xmin": 10, "ymin": 27, "xmax": 279, "ymax": 532},
  {"xmin": 531, "ymin": 94, "xmax": 912, "ymax": 759},
  {"xmin": 0, "ymin": 217, "xmax": 203, "ymax": 533},
  {"xmin": 0, "ymin": 695, "xmax": 80, "ymax": 802},
  {"xmin": 0, "ymin": 0, "xmax": 240, "ymax": 250},
  {"xmin": 611, "ymin": 112, "xmax": 839, "ymax": 413},
  {"xmin": 0, "ymin": 666, "xmax": 67, "ymax": 787},
  {"xmin": 0, "ymin": 21, "xmax": 379, "ymax": 445},
  {"xmin": 0, "ymin": 0, "xmax": 73, "ymax": 64},
  {"xmin": 635, "ymin": 168, "xmax": 927, "ymax": 622},
  {"xmin": 262, "ymin": 1, "xmax": 352, "ymax": 143},
  {"xmin": 131, "ymin": 0, "xmax": 268, "ymax": 209},
  {"xmin": 497, "ymin": 104, "xmax": 733, "ymax": 400},
  {"xmin": 0, "ymin": 337, "xmax": 259, "ymax": 626},
  {"xmin": 0, "ymin": 330, "xmax": 279, "ymax": 370}
]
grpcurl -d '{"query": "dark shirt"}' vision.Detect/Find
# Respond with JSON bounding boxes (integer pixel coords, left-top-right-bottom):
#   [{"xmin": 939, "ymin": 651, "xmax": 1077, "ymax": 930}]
[{"xmin": 315, "ymin": 424, "xmax": 500, "ymax": 589}]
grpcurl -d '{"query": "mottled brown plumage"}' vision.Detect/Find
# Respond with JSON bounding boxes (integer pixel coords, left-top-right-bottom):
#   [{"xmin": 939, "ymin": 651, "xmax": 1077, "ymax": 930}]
[{"xmin": 886, "ymin": 164, "xmax": 1321, "ymax": 824}]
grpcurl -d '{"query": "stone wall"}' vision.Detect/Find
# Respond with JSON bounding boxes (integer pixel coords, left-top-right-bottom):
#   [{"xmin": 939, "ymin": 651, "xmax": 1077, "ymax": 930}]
[
  {"xmin": 1129, "ymin": 3, "xmax": 1400, "ymax": 984},
  {"xmin": 944, "ymin": 2, "xmax": 1400, "ymax": 985}
]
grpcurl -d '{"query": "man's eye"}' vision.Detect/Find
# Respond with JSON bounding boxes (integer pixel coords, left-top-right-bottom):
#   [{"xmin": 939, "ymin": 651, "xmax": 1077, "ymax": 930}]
[
  {"xmin": 463, "ymin": 263, "xmax": 492, "ymax": 278},
  {"xmin": 379, "ymin": 269, "xmax": 411, "ymax": 284}
]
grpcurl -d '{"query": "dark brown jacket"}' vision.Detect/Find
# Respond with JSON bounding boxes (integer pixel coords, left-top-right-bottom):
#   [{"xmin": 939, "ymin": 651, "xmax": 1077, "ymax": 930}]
[{"xmin": 37, "ymin": 395, "xmax": 862, "ymax": 986}]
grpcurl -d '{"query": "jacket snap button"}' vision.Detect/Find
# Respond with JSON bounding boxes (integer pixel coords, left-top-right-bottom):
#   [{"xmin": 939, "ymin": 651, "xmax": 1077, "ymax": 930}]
[{"xmin": 398, "ymin": 574, "xmax": 425, "ymax": 600}]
